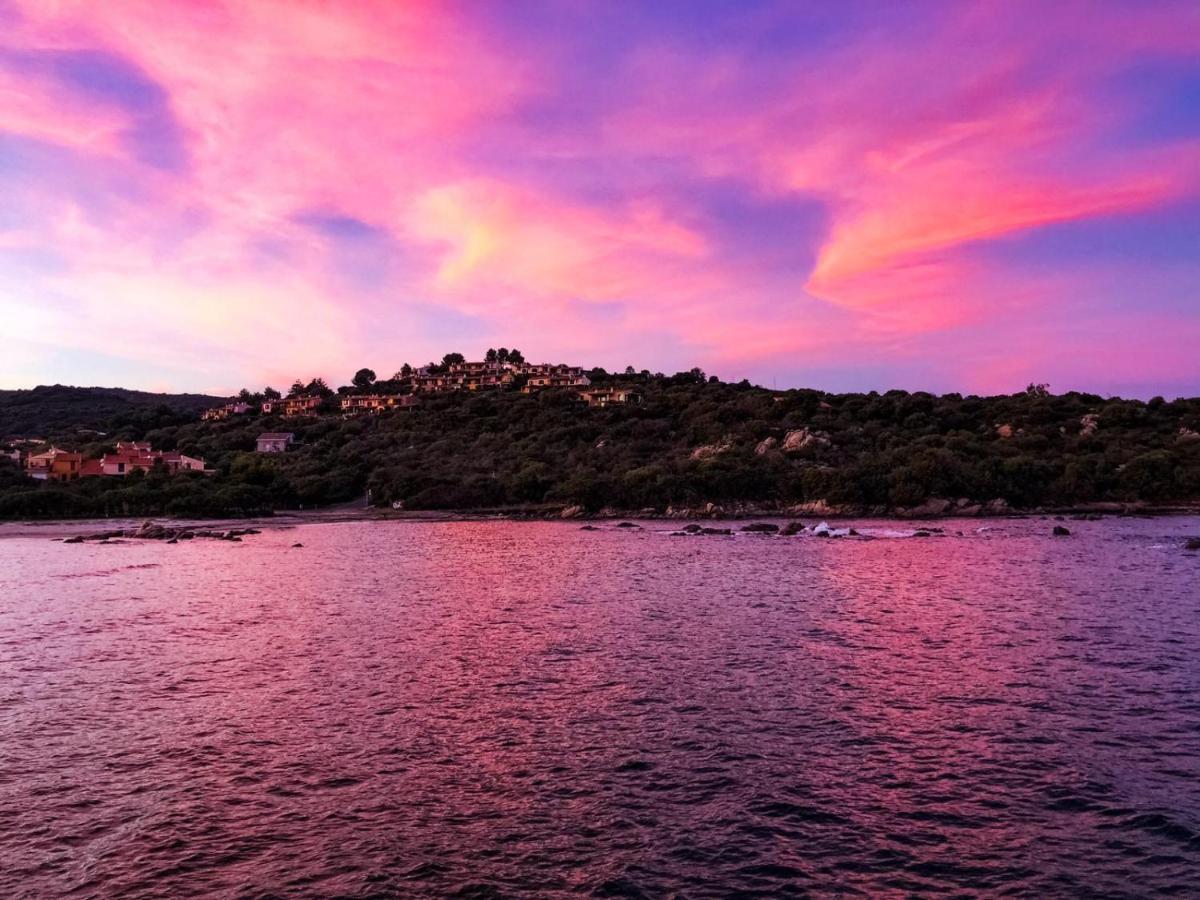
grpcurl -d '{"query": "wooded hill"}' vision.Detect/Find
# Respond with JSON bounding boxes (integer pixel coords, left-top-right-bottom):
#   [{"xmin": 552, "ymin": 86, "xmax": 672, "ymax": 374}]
[{"xmin": 1, "ymin": 373, "xmax": 1198, "ymax": 519}]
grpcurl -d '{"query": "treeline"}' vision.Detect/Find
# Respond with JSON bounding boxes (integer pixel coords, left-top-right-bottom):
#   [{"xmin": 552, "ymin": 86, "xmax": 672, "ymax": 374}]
[
  {"xmin": 1, "ymin": 372, "xmax": 1199, "ymax": 519},
  {"xmin": 0, "ymin": 385, "xmax": 224, "ymax": 435}
]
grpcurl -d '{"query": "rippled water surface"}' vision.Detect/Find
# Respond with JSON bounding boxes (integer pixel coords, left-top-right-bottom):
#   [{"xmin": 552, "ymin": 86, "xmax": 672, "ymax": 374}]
[{"xmin": 2, "ymin": 517, "xmax": 1200, "ymax": 897}]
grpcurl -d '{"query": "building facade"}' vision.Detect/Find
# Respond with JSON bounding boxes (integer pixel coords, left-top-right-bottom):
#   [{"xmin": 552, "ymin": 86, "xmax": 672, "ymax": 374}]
[{"xmin": 256, "ymin": 432, "xmax": 295, "ymax": 453}]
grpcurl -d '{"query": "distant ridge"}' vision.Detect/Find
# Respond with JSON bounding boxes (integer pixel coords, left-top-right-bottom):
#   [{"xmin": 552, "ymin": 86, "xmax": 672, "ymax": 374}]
[{"xmin": 0, "ymin": 385, "xmax": 227, "ymax": 436}]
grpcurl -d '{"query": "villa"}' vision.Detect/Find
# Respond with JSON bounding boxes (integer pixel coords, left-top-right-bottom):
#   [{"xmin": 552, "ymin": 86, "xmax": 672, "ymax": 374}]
[
  {"xmin": 410, "ymin": 360, "xmax": 590, "ymax": 395},
  {"xmin": 100, "ymin": 442, "xmax": 208, "ymax": 476},
  {"xmin": 577, "ymin": 387, "xmax": 643, "ymax": 408},
  {"xmin": 261, "ymin": 395, "xmax": 323, "ymax": 417},
  {"xmin": 521, "ymin": 364, "xmax": 591, "ymax": 392},
  {"xmin": 201, "ymin": 401, "xmax": 251, "ymax": 421},
  {"xmin": 256, "ymin": 432, "xmax": 295, "ymax": 453},
  {"xmin": 340, "ymin": 394, "xmax": 421, "ymax": 415},
  {"xmin": 24, "ymin": 448, "xmax": 83, "ymax": 481}
]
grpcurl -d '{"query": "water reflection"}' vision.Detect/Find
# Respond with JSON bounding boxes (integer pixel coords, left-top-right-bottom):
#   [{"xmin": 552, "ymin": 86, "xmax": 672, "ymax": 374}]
[{"xmin": 0, "ymin": 518, "xmax": 1198, "ymax": 895}]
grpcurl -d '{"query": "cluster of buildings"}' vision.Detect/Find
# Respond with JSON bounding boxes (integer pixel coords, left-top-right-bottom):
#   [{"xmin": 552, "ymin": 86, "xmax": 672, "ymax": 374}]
[
  {"xmin": 197, "ymin": 359, "xmax": 644, "ymax": 436},
  {"xmin": 201, "ymin": 401, "xmax": 251, "ymax": 421},
  {"xmin": 11, "ymin": 441, "xmax": 209, "ymax": 482},
  {"xmin": 409, "ymin": 361, "xmax": 592, "ymax": 394}
]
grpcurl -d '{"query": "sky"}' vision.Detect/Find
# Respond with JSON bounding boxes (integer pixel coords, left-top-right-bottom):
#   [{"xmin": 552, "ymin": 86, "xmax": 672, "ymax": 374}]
[{"xmin": 1, "ymin": 0, "xmax": 1198, "ymax": 398}]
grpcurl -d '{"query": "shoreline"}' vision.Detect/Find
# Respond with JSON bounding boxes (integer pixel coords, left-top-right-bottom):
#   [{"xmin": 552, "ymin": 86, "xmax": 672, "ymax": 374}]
[{"xmin": 2, "ymin": 501, "xmax": 1199, "ymax": 540}]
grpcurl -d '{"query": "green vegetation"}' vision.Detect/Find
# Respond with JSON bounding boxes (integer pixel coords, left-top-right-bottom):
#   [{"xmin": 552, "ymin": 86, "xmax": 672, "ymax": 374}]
[{"xmin": 2, "ymin": 373, "xmax": 1199, "ymax": 519}]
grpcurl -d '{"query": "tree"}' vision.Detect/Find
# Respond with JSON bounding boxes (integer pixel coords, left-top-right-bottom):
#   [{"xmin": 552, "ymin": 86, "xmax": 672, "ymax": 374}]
[
  {"xmin": 352, "ymin": 368, "xmax": 377, "ymax": 389},
  {"xmin": 442, "ymin": 352, "xmax": 465, "ymax": 367},
  {"xmin": 497, "ymin": 347, "xmax": 509, "ymax": 363},
  {"xmin": 238, "ymin": 388, "xmax": 252, "ymax": 401},
  {"xmin": 263, "ymin": 387, "xmax": 281, "ymax": 400},
  {"xmin": 288, "ymin": 380, "xmax": 306, "ymax": 397},
  {"xmin": 393, "ymin": 364, "xmax": 413, "ymax": 380},
  {"xmin": 508, "ymin": 348, "xmax": 525, "ymax": 364},
  {"xmin": 625, "ymin": 366, "xmax": 636, "ymax": 376},
  {"xmin": 1026, "ymin": 382, "xmax": 1050, "ymax": 399},
  {"xmin": 305, "ymin": 377, "xmax": 333, "ymax": 397},
  {"xmin": 485, "ymin": 348, "xmax": 498, "ymax": 363}
]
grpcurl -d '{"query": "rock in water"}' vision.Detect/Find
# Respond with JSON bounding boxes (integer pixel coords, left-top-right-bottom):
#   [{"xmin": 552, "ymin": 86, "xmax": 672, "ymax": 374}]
[
  {"xmin": 682, "ymin": 524, "xmax": 703, "ymax": 534},
  {"xmin": 579, "ymin": 525, "xmax": 600, "ymax": 531},
  {"xmin": 741, "ymin": 523, "xmax": 780, "ymax": 534},
  {"xmin": 1185, "ymin": 537, "xmax": 1200, "ymax": 551},
  {"xmin": 615, "ymin": 522, "xmax": 640, "ymax": 529},
  {"xmin": 1053, "ymin": 525, "xmax": 1071, "ymax": 536},
  {"xmin": 781, "ymin": 521, "xmax": 804, "ymax": 536}
]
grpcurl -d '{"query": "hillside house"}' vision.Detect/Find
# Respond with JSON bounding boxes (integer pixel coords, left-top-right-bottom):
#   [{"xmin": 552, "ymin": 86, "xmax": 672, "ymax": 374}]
[
  {"xmin": 577, "ymin": 387, "xmax": 643, "ymax": 408},
  {"xmin": 100, "ymin": 444, "xmax": 207, "ymax": 476},
  {"xmin": 261, "ymin": 395, "xmax": 323, "ymax": 417},
  {"xmin": 256, "ymin": 432, "xmax": 295, "ymax": 453},
  {"xmin": 410, "ymin": 360, "xmax": 591, "ymax": 395},
  {"xmin": 340, "ymin": 394, "xmax": 420, "ymax": 415},
  {"xmin": 521, "ymin": 364, "xmax": 590, "ymax": 392},
  {"xmin": 25, "ymin": 448, "xmax": 83, "ymax": 481},
  {"xmin": 201, "ymin": 401, "xmax": 251, "ymax": 421},
  {"xmin": 412, "ymin": 362, "xmax": 514, "ymax": 393}
]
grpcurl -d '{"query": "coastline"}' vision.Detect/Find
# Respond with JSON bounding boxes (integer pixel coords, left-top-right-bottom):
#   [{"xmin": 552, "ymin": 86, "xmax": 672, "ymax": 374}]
[{"xmin": 2, "ymin": 500, "xmax": 1199, "ymax": 540}]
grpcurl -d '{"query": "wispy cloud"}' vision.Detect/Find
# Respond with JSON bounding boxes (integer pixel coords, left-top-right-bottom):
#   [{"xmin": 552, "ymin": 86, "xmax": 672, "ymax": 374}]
[{"xmin": 0, "ymin": 0, "xmax": 1197, "ymax": 395}]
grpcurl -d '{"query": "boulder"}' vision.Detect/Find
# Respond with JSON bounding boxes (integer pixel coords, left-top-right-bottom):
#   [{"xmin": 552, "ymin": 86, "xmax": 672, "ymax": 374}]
[
  {"xmin": 913, "ymin": 530, "xmax": 932, "ymax": 538},
  {"xmin": 560, "ymin": 505, "xmax": 584, "ymax": 519},
  {"xmin": 781, "ymin": 521, "xmax": 805, "ymax": 536},
  {"xmin": 741, "ymin": 523, "xmax": 780, "ymax": 533},
  {"xmin": 579, "ymin": 525, "xmax": 600, "ymax": 531},
  {"xmin": 63, "ymin": 535, "xmax": 84, "ymax": 544},
  {"xmin": 699, "ymin": 527, "xmax": 732, "ymax": 536},
  {"xmin": 983, "ymin": 498, "xmax": 1011, "ymax": 516},
  {"xmin": 1079, "ymin": 414, "xmax": 1099, "ymax": 437},
  {"xmin": 682, "ymin": 524, "xmax": 703, "ymax": 534},
  {"xmin": 754, "ymin": 437, "xmax": 778, "ymax": 456},
  {"xmin": 1053, "ymin": 525, "xmax": 1071, "ymax": 536},
  {"xmin": 615, "ymin": 522, "xmax": 640, "ymax": 529},
  {"xmin": 690, "ymin": 437, "xmax": 735, "ymax": 461},
  {"xmin": 292, "ymin": 542, "xmax": 304, "ymax": 548},
  {"xmin": 781, "ymin": 428, "xmax": 830, "ymax": 453},
  {"xmin": 1185, "ymin": 538, "xmax": 1200, "ymax": 551}
]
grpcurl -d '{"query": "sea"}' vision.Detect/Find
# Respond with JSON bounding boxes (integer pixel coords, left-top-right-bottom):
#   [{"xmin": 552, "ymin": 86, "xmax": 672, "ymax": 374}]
[{"xmin": 1, "ymin": 516, "xmax": 1198, "ymax": 897}]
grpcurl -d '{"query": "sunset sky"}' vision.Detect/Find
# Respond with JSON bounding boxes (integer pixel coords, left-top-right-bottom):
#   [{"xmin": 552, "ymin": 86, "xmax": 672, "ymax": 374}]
[{"xmin": 1, "ymin": 0, "xmax": 1198, "ymax": 397}]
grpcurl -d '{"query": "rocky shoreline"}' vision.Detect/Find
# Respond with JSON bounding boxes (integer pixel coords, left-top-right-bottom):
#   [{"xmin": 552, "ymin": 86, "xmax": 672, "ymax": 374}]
[
  {"xmin": 4, "ymin": 498, "xmax": 1200, "ymax": 542},
  {"xmin": 545, "ymin": 497, "xmax": 1200, "ymax": 521},
  {"xmin": 60, "ymin": 521, "xmax": 263, "ymax": 544}
]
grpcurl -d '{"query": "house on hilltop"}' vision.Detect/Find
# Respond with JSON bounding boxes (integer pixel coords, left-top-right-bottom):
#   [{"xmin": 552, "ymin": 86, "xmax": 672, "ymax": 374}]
[{"xmin": 521, "ymin": 364, "xmax": 590, "ymax": 392}]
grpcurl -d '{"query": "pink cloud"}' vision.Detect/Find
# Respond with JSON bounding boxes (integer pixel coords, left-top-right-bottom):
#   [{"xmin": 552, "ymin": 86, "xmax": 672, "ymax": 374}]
[{"xmin": 0, "ymin": 0, "xmax": 1196, "ymax": 395}]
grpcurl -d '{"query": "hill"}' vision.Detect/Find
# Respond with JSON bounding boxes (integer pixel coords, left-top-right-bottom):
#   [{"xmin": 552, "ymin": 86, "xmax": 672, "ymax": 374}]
[
  {"xmin": 1, "ymin": 370, "xmax": 1198, "ymax": 520},
  {"xmin": 0, "ymin": 385, "xmax": 227, "ymax": 437}
]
